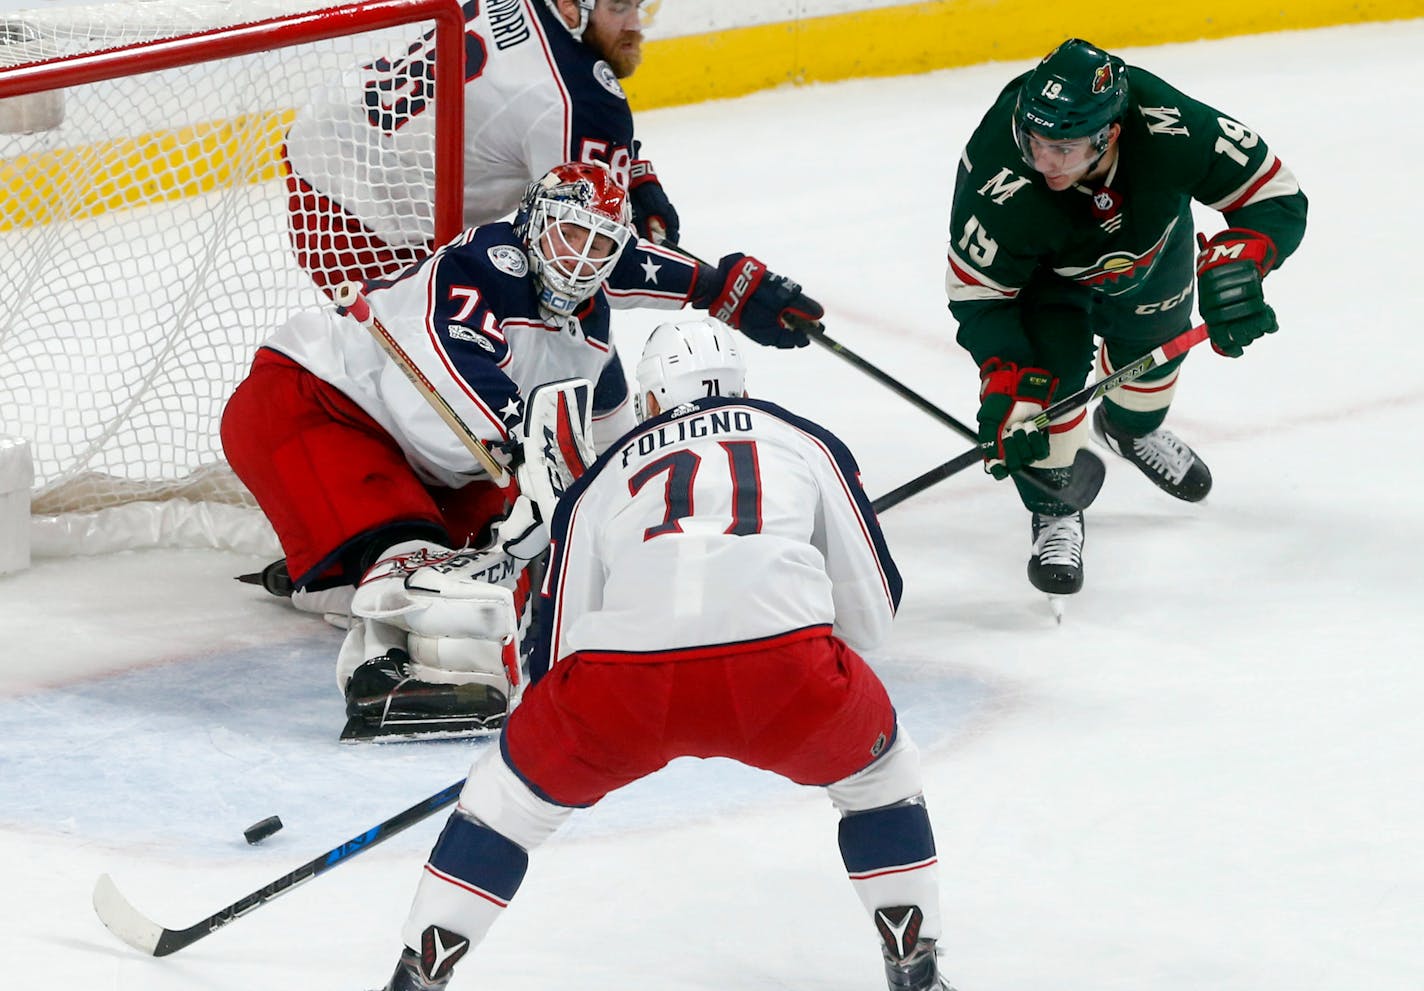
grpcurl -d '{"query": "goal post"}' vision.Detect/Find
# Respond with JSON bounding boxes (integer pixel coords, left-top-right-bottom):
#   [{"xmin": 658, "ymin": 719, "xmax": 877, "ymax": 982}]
[{"xmin": 0, "ymin": 0, "xmax": 466, "ymax": 557}]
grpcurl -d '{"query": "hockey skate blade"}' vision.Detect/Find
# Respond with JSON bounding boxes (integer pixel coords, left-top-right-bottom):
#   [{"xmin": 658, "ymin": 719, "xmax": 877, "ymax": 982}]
[
  {"xmin": 93, "ymin": 874, "xmax": 164, "ymax": 955},
  {"xmin": 1047, "ymin": 595, "xmax": 1068, "ymax": 624},
  {"xmin": 339, "ymin": 714, "xmax": 503, "ymax": 744}
]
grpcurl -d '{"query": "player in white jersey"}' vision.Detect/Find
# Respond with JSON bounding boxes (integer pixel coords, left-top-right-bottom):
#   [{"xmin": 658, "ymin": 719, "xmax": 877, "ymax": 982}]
[
  {"xmin": 369, "ymin": 318, "xmax": 956, "ymax": 991},
  {"xmin": 222, "ymin": 162, "xmax": 824, "ymax": 741},
  {"xmin": 283, "ymin": 0, "xmax": 683, "ymax": 293}
]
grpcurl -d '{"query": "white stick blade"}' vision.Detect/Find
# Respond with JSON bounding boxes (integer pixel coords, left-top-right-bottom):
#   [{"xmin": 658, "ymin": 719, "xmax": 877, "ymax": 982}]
[{"xmin": 92, "ymin": 874, "xmax": 164, "ymax": 955}]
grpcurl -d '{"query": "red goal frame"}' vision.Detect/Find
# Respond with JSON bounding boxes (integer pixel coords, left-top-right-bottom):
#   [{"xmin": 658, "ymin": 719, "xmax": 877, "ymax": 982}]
[{"xmin": 0, "ymin": 0, "xmax": 467, "ymax": 245}]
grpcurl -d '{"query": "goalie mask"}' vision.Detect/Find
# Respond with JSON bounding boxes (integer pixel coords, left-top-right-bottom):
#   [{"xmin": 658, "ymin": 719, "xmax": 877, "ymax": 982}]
[
  {"xmin": 515, "ymin": 162, "xmax": 633, "ymax": 317},
  {"xmin": 635, "ymin": 318, "xmax": 747, "ymax": 420}
]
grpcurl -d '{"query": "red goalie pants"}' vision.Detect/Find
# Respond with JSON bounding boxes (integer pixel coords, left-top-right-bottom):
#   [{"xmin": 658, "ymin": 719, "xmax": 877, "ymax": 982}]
[
  {"xmin": 503, "ymin": 629, "xmax": 898, "ymax": 808},
  {"xmin": 283, "ymin": 155, "xmax": 429, "ymax": 295},
  {"xmin": 221, "ymin": 348, "xmax": 510, "ymax": 588}
]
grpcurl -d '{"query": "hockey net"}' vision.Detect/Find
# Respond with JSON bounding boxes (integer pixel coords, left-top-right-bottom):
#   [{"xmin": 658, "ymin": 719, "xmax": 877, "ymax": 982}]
[{"xmin": 0, "ymin": 0, "xmax": 464, "ymax": 556}]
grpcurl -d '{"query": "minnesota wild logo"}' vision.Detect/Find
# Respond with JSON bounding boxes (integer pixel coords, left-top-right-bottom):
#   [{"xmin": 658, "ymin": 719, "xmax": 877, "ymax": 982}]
[
  {"xmin": 1092, "ymin": 62, "xmax": 1113, "ymax": 94},
  {"xmin": 1055, "ymin": 219, "xmax": 1177, "ymax": 296}
]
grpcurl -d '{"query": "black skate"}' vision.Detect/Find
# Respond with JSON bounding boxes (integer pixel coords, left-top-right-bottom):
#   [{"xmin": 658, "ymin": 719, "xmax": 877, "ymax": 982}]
[
  {"xmin": 1092, "ymin": 404, "xmax": 1212, "ymax": 502},
  {"xmin": 875, "ymin": 906, "xmax": 957, "ymax": 991},
  {"xmin": 375, "ymin": 926, "xmax": 470, "ymax": 991},
  {"xmin": 342, "ymin": 651, "xmax": 509, "ymax": 743},
  {"xmin": 1028, "ymin": 511, "xmax": 1084, "ymax": 596}
]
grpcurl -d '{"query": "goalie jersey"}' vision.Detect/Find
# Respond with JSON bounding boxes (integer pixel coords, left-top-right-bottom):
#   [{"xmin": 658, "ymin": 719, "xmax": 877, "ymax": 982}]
[
  {"xmin": 260, "ymin": 222, "xmax": 700, "ymax": 490},
  {"xmin": 284, "ymin": 0, "xmax": 638, "ymax": 249},
  {"xmin": 527, "ymin": 397, "xmax": 904, "ymax": 681}
]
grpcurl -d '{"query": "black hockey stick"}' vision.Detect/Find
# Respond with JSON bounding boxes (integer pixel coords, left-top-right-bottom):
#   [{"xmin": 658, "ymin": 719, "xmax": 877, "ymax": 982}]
[
  {"xmin": 92, "ymin": 780, "xmax": 463, "ymax": 957},
  {"xmin": 871, "ymin": 323, "xmax": 1210, "ymax": 514},
  {"xmin": 873, "ymin": 447, "xmax": 1103, "ymax": 514},
  {"xmin": 671, "ymin": 244, "xmax": 1101, "ymax": 510},
  {"xmin": 806, "ymin": 330, "xmax": 1104, "ymax": 510}
]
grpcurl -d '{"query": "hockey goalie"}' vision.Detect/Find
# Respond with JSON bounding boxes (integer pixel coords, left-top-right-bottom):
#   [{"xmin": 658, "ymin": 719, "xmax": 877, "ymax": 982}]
[{"xmin": 221, "ymin": 161, "xmax": 822, "ymax": 740}]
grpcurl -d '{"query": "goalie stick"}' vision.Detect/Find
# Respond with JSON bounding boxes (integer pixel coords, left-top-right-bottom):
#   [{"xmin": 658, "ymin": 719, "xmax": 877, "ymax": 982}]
[
  {"xmin": 872, "ymin": 323, "xmax": 1210, "ymax": 513},
  {"xmin": 92, "ymin": 780, "xmax": 463, "ymax": 957},
  {"xmin": 333, "ymin": 282, "xmax": 510, "ymax": 487}
]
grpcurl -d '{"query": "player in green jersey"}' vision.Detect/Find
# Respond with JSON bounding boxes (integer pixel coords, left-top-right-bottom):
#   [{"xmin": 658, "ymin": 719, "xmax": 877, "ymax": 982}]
[{"xmin": 944, "ymin": 38, "xmax": 1307, "ymax": 597}]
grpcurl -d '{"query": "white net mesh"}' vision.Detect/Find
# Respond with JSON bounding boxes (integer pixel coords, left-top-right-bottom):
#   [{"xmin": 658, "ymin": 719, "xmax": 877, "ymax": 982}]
[{"xmin": 0, "ymin": 0, "xmax": 454, "ymax": 531}]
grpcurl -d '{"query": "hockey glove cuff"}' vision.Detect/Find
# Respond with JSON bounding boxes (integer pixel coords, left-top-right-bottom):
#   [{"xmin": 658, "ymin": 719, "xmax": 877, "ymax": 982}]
[
  {"xmin": 1195, "ymin": 229, "xmax": 1279, "ymax": 358},
  {"xmin": 692, "ymin": 253, "xmax": 824, "ymax": 348}
]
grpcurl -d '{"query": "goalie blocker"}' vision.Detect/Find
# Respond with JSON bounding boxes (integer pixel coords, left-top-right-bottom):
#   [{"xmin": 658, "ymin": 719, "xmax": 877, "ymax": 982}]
[{"xmin": 340, "ymin": 379, "xmax": 596, "ymax": 742}]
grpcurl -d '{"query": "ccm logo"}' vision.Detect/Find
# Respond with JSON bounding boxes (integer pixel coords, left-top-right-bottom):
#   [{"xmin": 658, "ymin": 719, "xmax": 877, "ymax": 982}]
[{"xmin": 713, "ymin": 259, "xmax": 760, "ymax": 322}]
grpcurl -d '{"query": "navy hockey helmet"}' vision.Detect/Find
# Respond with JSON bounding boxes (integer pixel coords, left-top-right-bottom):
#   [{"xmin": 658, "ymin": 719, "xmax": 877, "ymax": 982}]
[{"xmin": 1012, "ymin": 39, "xmax": 1129, "ymax": 166}]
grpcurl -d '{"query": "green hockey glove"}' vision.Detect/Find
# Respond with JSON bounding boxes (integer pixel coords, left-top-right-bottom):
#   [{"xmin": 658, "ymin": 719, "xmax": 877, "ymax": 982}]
[
  {"xmin": 1195, "ymin": 228, "xmax": 1279, "ymax": 358},
  {"xmin": 977, "ymin": 359, "xmax": 1057, "ymax": 480}
]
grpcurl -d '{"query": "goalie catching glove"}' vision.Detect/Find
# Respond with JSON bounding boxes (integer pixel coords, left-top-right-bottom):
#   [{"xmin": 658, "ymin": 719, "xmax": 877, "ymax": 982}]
[
  {"xmin": 1195, "ymin": 228, "xmax": 1279, "ymax": 358},
  {"xmin": 513, "ymin": 377, "xmax": 597, "ymax": 530},
  {"xmin": 491, "ymin": 377, "xmax": 598, "ymax": 562},
  {"xmin": 976, "ymin": 359, "xmax": 1057, "ymax": 480}
]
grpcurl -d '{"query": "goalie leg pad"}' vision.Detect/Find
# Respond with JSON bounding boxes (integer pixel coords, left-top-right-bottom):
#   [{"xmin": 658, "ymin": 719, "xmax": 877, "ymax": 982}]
[
  {"xmin": 337, "ymin": 611, "xmax": 517, "ymax": 743},
  {"xmin": 352, "ymin": 541, "xmax": 521, "ymax": 642},
  {"xmin": 408, "ymin": 635, "xmax": 516, "ymax": 696}
]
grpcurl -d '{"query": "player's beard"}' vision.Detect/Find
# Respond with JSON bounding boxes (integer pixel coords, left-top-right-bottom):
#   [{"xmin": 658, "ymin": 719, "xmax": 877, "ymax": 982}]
[{"xmin": 585, "ymin": 23, "xmax": 643, "ymax": 78}]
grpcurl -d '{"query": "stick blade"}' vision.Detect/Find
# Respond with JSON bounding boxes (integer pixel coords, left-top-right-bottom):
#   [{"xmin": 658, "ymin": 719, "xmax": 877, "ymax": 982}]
[
  {"xmin": 1057, "ymin": 448, "xmax": 1107, "ymax": 510},
  {"xmin": 93, "ymin": 874, "xmax": 165, "ymax": 956}
]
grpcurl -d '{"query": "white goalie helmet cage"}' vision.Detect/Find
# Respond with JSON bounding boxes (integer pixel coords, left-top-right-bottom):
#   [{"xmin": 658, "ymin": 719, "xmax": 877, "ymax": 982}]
[
  {"xmin": 515, "ymin": 161, "xmax": 633, "ymax": 317},
  {"xmin": 635, "ymin": 317, "xmax": 747, "ymax": 420}
]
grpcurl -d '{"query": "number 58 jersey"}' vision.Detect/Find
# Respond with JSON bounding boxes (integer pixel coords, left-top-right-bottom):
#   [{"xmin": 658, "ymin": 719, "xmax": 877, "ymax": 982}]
[{"xmin": 527, "ymin": 397, "xmax": 904, "ymax": 680}]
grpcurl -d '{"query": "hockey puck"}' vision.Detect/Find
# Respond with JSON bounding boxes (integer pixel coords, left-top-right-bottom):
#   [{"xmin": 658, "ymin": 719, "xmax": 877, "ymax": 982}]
[{"xmin": 243, "ymin": 815, "xmax": 284, "ymax": 845}]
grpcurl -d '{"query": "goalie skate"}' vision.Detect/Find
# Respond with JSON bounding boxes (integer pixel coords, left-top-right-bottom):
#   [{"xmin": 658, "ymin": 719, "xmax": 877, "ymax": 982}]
[{"xmin": 341, "ymin": 652, "xmax": 508, "ymax": 743}]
